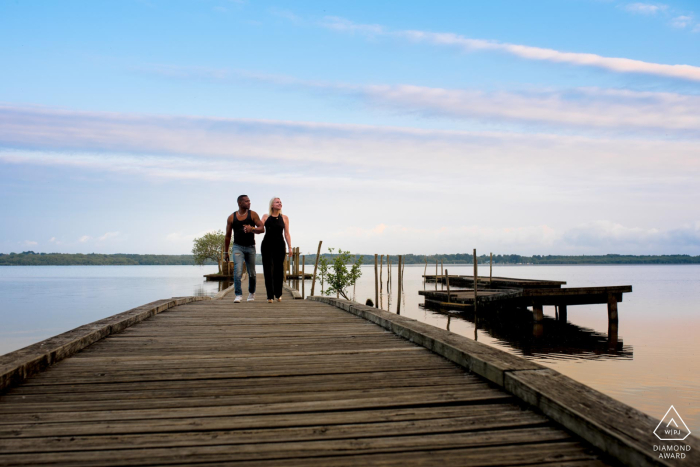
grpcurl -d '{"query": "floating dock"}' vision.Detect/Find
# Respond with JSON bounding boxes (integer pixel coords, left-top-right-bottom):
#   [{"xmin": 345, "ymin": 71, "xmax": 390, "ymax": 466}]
[
  {"xmin": 0, "ymin": 281, "xmax": 693, "ymax": 466},
  {"xmin": 421, "ymin": 274, "xmax": 632, "ymax": 322}
]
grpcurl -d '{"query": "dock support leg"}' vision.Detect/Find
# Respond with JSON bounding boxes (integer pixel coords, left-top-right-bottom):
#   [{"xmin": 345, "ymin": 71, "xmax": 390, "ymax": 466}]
[
  {"xmin": 533, "ymin": 304, "xmax": 543, "ymax": 322},
  {"xmin": 608, "ymin": 321, "xmax": 619, "ymax": 350},
  {"xmin": 607, "ymin": 294, "xmax": 618, "ymax": 323},
  {"xmin": 559, "ymin": 305, "xmax": 567, "ymax": 322}
]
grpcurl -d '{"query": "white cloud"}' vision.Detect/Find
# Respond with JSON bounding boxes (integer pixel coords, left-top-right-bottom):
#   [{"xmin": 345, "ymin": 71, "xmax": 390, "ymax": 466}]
[
  {"xmin": 1, "ymin": 105, "xmax": 698, "ymax": 188},
  {"xmin": 23, "ymin": 240, "xmax": 38, "ymax": 246},
  {"xmin": 671, "ymin": 15, "xmax": 693, "ymax": 28},
  {"xmin": 624, "ymin": 3, "xmax": 668, "ymax": 14},
  {"xmin": 355, "ymin": 84, "xmax": 700, "ymax": 132},
  {"xmin": 321, "ymin": 16, "xmax": 384, "ymax": 35},
  {"xmin": 321, "ymin": 16, "xmax": 700, "ymax": 82},
  {"xmin": 98, "ymin": 231, "xmax": 120, "ymax": 241},
  {"xmin": 133, "ymin": 67, "xmax": 700, "ymax": 133},
  {"xmin": 78, "ymin": 235, "xmax": 91, "ymax": 243}
]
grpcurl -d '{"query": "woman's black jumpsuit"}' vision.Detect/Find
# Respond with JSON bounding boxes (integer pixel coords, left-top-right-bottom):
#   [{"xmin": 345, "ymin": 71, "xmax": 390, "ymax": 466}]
[{"xmin": 261, "ymin": 214, "xmax": 287, "ymax": 300}]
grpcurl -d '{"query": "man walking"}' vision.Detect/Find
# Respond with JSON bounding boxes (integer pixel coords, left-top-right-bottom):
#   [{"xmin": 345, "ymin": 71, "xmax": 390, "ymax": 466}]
[{"xmin": 224, "ymin": 195, "xmax": 263, "ymax": 303}]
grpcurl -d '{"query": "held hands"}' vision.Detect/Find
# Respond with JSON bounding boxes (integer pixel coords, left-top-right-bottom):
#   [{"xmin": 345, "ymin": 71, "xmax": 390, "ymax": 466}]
[{"xmin": 243, "ymin": 225, "xmax": 254, "ymax": 234}]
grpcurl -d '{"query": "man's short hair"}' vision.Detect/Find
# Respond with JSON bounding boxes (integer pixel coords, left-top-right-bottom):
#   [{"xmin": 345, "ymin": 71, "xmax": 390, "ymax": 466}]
[{"xmin": 237, "ymin": 194, "xmax": 248, "ymax": 203}]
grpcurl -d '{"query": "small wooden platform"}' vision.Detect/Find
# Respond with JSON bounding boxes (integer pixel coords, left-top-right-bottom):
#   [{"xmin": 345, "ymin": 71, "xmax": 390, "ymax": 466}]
[
  {"xmin": 421, "ymin": 275, "xmax": 632, "ymax": 323},
  {"xmin": 424, "ymin": 274, "xmax": 566, "ymax": 289},
  {"xmin": 0, "ymin": 283, "xmax": 616, "ymax": 466}
]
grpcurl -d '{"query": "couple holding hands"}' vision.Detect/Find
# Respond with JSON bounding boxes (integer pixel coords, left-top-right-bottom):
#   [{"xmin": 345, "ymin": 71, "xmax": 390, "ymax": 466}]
[{"xmin": 224, "ymin": 195, "xmax": 292, "ymax": 304}]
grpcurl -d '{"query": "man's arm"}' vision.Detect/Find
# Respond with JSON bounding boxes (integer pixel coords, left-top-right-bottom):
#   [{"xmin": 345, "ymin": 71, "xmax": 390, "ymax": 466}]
[
  {"xmin": 224, "ymin": 214, "xmax": 233, "ymax": 261},
  {"xmin": 246, "ymin": 211, "xmax": 265, "ymax": 234}
]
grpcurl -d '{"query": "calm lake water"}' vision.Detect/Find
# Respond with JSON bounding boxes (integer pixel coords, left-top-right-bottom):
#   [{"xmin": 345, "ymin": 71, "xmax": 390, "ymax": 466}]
[{"xmin": 1, "ymin": 264, "xmax": 698, "ymax": 431}]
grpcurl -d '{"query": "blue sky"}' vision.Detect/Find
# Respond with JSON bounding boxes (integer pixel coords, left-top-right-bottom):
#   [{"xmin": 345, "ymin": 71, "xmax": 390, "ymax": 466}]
[{"xmin": 1, "ymin": 0, "xmax": 699, "ymax": 255}]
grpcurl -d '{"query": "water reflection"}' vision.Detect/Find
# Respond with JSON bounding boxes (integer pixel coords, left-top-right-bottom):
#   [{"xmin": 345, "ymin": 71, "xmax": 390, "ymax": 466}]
[{"xmin": 422, "ymin": 303, "xmax": 632, "ymax": 361}]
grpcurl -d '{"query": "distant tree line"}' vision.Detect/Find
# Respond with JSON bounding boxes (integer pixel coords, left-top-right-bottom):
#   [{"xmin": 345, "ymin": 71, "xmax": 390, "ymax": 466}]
[
  {"xmin": 2, "ymin": 251, "xmax": 700, "ymax": 266},
  {"xmin": 0, "ymin": 252, "xmax": 217, "ymax": 266}
]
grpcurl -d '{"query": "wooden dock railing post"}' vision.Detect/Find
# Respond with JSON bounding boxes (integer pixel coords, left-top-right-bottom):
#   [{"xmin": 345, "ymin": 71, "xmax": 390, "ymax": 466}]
[
  {"xmin": 445, "ymin": 268, "xmax": 450, "ymax": 303},
  {"xmin": 374, "ymin": 254, "xmax": 378, "ymax": 308},
  {"xmin": 435, "ymin": 260, "xmax": 438, "ymax": 290},
  {"xmin": 490, "ymin": 252, "xmax": 493, "ymax": 284},
  {"xmin": 473, "ymin": 248, "xmax": 478, "ymax": 316},
  {"xmin": 301, "ymin": 254, "xmax": 305, "ymax": 298},
  {"xmin": 379, "ymin": 255, "xmax": 383, "ymax": 293},
  {"xmin": 397, "ymin": 255, "xmax": 402, "ymax": 315},
  {"xmin": 607, "ymin": 293, "xmax": 619, "ymax": 323},
  {"xmin": 310, "ymin": 240, "xmax": 322, "ymax": 296}
]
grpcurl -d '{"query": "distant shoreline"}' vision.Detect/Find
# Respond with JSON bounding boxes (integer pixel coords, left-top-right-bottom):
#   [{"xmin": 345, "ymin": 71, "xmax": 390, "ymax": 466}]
[{"xmin": 2, "ymin": 252, "xmax": 699, "ymax": 266}]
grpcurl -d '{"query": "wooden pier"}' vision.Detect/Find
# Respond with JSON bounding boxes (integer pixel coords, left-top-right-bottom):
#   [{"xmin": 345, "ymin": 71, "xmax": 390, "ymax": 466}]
[
  {"xmin": 0, "ymin": 281, "xmax": 695, "ymax": 466},
  {"xmin": 421, "ymin": 274, "xmax": 632, "ymax": 323}
]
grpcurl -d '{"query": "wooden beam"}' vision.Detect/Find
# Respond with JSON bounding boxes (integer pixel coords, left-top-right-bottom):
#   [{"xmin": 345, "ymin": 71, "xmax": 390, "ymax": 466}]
[
  {"xmin": 533, "ymin": 304, "xmax": 544, "ymax": 322},
  {"xmin": 310, "ymin": 240, "xmax": 322, "ymax": 296},
  {"xmin": 607, "ymin": 293, "xmax": 618, "ymax": 323},
  {"xmin": 374, "ymin": 254, "xmax": 379, "ymax": 309}
]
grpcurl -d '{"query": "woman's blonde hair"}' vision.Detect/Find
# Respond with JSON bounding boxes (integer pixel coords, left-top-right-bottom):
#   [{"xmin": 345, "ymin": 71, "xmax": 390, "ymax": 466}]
[{"xmin": 268, "ymin": 197, "xmax": 282, "ymax": 216}]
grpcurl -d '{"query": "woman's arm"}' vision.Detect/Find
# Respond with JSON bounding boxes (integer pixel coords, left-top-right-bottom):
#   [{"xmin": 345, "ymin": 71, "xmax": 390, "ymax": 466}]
[{"xmin": 283, "ymin": 215, "xmax": 292, "ymax": 256}]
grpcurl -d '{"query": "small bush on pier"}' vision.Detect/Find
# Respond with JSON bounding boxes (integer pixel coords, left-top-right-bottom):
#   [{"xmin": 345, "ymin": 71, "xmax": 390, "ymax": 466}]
[{"xmin": 323, "ymin": 248, "xmax": 363, "ymax": 301}]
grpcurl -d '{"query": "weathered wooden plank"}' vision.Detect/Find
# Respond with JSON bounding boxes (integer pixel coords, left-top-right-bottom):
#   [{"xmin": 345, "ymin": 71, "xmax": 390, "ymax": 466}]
[
  {"xmin": 0, "ymin": 384, "xmax": 499, "ymax": 414},
  {"xmin": 0, "ymin": 403, "xmax": 526, "ymax": 438},
  {"xmin": 3, "ymin": 368, "xmax": 467, "ymax": 396},
  {"xmin": 0, "ymin": 390, "xmax": 515, "ymax": 424},
  {"xmin": 0, "ymin": 427, "xmax": 575, "ymax": 465},
  {"xmin": 0, "ymin": 411, "xmax": 551, "ymax": 453}
]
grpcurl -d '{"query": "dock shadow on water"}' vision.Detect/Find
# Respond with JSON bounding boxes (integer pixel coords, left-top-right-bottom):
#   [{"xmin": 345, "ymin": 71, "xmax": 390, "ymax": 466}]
[{"xmin": 420, "ymin": 301, "xmax": 633, "ymax": 362}]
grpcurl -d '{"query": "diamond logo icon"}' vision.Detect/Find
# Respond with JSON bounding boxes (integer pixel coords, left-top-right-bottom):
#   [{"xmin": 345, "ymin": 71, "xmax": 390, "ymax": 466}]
[{"xmin": 654, "ymin": 405, "xmax": 692, "ymax": 441}]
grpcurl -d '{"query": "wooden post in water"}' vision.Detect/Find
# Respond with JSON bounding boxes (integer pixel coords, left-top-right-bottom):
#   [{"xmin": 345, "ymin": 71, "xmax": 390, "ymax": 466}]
[
  {"xmin": 473, "ymin": 249, "xmax": 478, "ymax": 315},
  {"xmin": 441, "ymin": 260, "xmax": 443, "ymax": 276},
  {"xmin": 379, "ymin": 255, "xmax": 383, "ymax": 293},
  {"xmin": 310, "ymin": 240, "xmax": 322, "ymax": 296},
  {"xmin": 533, "ymin": 304, "xmax": 544, "ymax": 322},
  {"xmin": 607, "ymin": 293, "xmax": 619, "ymax": 323},
  {"xmin": 445, "ymin": 269, "xmax": 450, "ymax": 303},
  {"xmin": 374, "ymin": 254, "xmax": 378, "ymax": 308},
  {"xmin": 435, "ymin": 260, "xmax": 438, "ymax": 290},
  {"xmin": 397, "ymin": 255, "xmax": 402, "ymax": 315},
  {"xmin": 301, "ymin": 255, "xmax": 305, "ymax": 298},
  {"xmin": 386, "ymin": 257, "xmax": 391, "ymax": 307},
  {"xmin": 559, "ymin": 304, "xmax": 568, "ymax": 322},
  {"xmin": 423, "ymin": 258, "xmax": 427, "ymax": 281},
  {"xmin": 294, "ymin": 248, "xmax": 298, "ymax": 290},
  {"xmin": 490, "ymin": 252, "xmax": 493, "ymax": 284}
]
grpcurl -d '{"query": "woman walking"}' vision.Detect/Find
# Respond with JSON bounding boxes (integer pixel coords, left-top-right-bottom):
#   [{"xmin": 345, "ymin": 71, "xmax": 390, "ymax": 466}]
[{"xmin": 247, "ymin": 197, "xmax": 292, "ymax": 303}]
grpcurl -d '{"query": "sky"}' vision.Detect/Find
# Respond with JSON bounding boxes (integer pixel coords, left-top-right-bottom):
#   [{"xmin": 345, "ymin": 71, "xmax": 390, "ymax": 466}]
[{"xmin": 1, "ymin": 0, "xmax": 699, "ymax": 256}]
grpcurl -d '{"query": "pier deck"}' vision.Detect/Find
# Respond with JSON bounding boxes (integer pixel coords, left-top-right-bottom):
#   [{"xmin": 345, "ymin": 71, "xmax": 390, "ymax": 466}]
[
  {"xmin": 0, "ymin": 283, "xmax": 616, "ymax": 466},
  {"xmin": 1, "ymin": 282, "xmax": 694, "ymax": 466}
]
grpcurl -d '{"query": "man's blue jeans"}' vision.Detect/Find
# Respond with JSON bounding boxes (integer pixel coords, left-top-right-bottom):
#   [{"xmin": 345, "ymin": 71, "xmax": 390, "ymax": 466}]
[{"xmin": 232, "ymin": 244, "xmax": 257, "ymax": 296}]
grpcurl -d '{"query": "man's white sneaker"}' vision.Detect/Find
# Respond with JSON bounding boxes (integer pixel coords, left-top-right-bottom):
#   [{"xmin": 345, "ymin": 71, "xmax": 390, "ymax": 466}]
[
  {"xmin": 247, "ymin": 293, "xmax": 255, "ymax": 301},
  {"xmin": 233, "ymin": 295, "xmax": 242, "ymax": 303}
]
